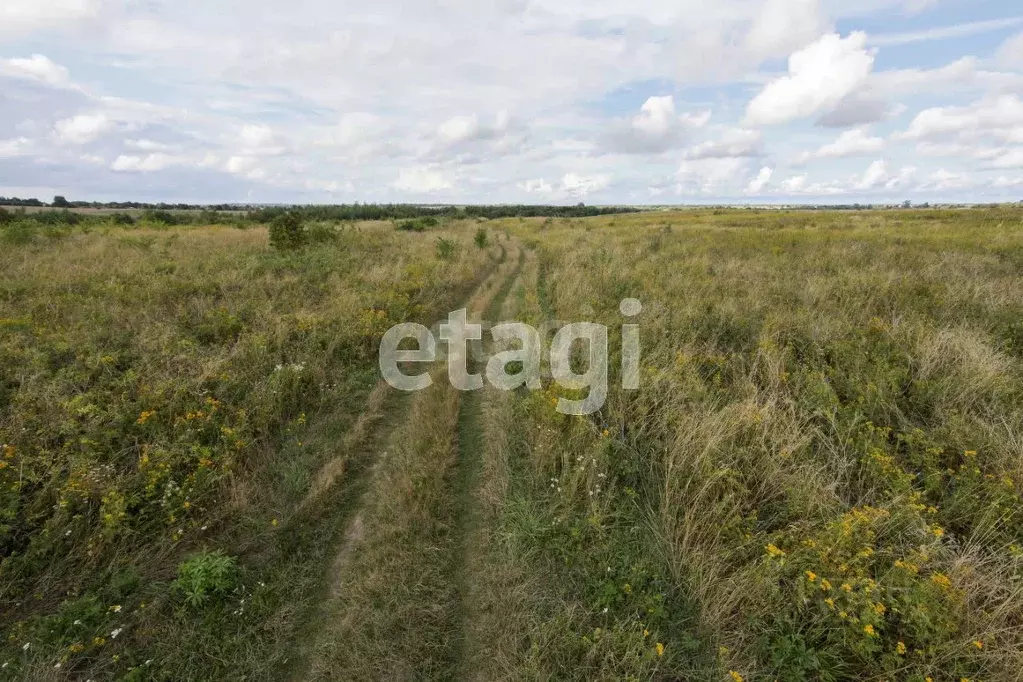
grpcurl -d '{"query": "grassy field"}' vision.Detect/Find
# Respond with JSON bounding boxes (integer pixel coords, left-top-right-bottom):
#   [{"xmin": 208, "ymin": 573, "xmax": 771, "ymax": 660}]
[{"xmin": 2, "ymin": 208, "xmax": 1022, "ymax": 680}]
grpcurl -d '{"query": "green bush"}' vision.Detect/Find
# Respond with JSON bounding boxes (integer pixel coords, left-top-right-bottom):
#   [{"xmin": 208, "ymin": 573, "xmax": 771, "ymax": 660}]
[
  {"xmin": 175, "ymin": 550, "xmax": 239, "ymax": 608},
  {"xmin": 397, "ymin": 217, "xmax": 440, "ymax": 232},
  {"xmin": 268, "ymin": 212, "xmax": 307, "ymax": 250},
  {"xmin": 30, "ymin": 209, "xmax": 80, "ymax": 226},
  {"xmin": 199, "ymin": 209, "xmax": 224, "ymax": 225},
  {"xmin": 144, "ymin": 209, "xmax": 181, "ymax": 226},
  {"xmin": 306, "ymin": 222, "xmax": 340, "ymax": 245},
  {"xmin": 0, "ymin": 207, "xmax": 12, "ymax": 224},
  {"xmin": 436, "ymin": 237, "xmax": 457, "ymax": 261},
  {"xmin": 110, "ymin": 212, "xmax": 137, "ymax": 226},
  {"xmin": 474, "ymin": 227, "xmax": 489, "ymax": 248},
  {"xmin": 1, "ymin": 220, "xmax": 38, "ymax": 245},
  {"xmin": 396, "ymin": 219, "xmax": 425, "ymax": 232}
]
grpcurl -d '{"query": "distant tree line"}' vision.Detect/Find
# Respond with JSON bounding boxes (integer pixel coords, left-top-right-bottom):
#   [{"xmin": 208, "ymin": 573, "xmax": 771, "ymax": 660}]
[
  {"xmin": 0, "ymin": 196, "xmax": 242, "ymax": 211},
  {"xmin": 0, "ymin": 196, "xmax": 638, "ymax": 219},
  {"xmin": 241, "ymin": 203, "xmax": 639, "ymax": 222}
]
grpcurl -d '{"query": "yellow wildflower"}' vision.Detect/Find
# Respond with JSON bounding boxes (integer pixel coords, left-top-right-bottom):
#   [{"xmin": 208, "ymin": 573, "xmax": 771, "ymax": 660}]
[
  {"xmin": 972, "ymin": 640, "xmax": 983, "ymax": 650},
  {"xmin": 896, "ymin": 641, "xmax": 907, "ymax": 655},
  {"xmin": 841, "ymin": 583, "xmax": 853, "ymax": 592},
  {"xmin": 729, "ymin": 672, "xmax": 744, "ymax": 682},
  {"xmin": 863, "ymin": 624, "xmax": 877, "ymax": 637},
  {"xmin": 805, "ymin": 570, "xmax": 817, "ymax": 582},
  {"xmin": 765, "ymin": 544, "xmax": 786, "ymax": 558},
  {"xmin": 820, "ymin": 579, "xmax": 832, "ymax": 591},
  {"xmin": 873, "ymin": 602, "xmax": 886, "ymax": 615},
  {"xmin": 656, "ymin": 642, "xmax": 665, "ymax": 657},
  {"xmin": 931, "ymin": 573, "xmax": 952, "ymax": 589}
]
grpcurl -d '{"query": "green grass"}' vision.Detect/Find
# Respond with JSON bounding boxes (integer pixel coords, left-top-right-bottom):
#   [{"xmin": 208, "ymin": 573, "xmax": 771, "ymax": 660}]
[
  {"xmin": 499, "ymin": 206, "xmax": 1023, "ymax": 681},
  {"xmin": 2, "ymin": 207, "xmax": 1022, "ymax": 680},
  {"xmin": 0, "ymin": 221, "xmax": 490, "ymax": 679}
]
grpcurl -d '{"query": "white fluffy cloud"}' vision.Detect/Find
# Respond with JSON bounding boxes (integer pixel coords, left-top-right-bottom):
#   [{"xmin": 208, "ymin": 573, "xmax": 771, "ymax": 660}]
[
  {"xmin": 854, "ymin": 159, "xmax": 890, "ymax": 190},
  {"xmin": 0, "ymin": 0, "xmax": 102, "ymax": 36},
  {"xmin": 518, "ymin": 178, "xmax": 553, "ymax": 194},
  {"xmin": 776, "ymin": 162, "xmax": 917, "ymax": 196},
  {"xmin": 746, "ymin": 166, "xmax": 773, "ymax": 193},
  {"xmin": 674, "ymin": 157, "xmax": 749, "ymax": 194},
  {"xmin": 393, "ymin": 167, "xmax": 452, "ymax": 194},
  {"xmin": 54, "ymin": 113, "xmax": 112, "ymax": 145},
  {"xmin": 918, "ymin": 168, "xmax": 973, "ymax": 192},
  {"xmin": 781, "ymin": 174, "xmax": 808, "ymax": 192},
  {"xmin": 796, "ymin": 128, "xmax": 885, "ymax": 164},
  {"xmin": 605, "ymin": 96, "xmax": 711, "ymax": 154},
  {"xmin": 997, "ymin": 32, "xmax": 1023, "ymax": 68},
  {"xmin": 986, "ymin": 149, "xmax": 1023, "ymax": 170},
  {"xmin": 438, "ymin": 115, "xmax": 482, "ymax": 144},
  {"xmin": 0, "ymin": 137, "xmax": 34, "ymax": 158},
  {"xmin": 898, "ymin": 95, "xmax": 1023, "ymax": 142},
  {"xmin": 993, "ymin": 176, "xmax": 1023, "ymax": 189},
  {"xmin": 561, "ymin": 173, "xmax": 611, "ymax": 197},
  {"xmin": 745, "ymin": 0, "xmax": 828, "ymax": 59},
  {"xmin": 0, "ymin": 54, "xmax": 71, "ymax": 87},
  {"xmin": 684, "ymin": 127, "xmax": 763, "ymax": 159},
  {"xmin": 126, "ymin": 139, "xmax": 178, "ymax": 152},
  {"xmin": 111, "ymin": 153, "xmax": 183, "ymax": 172},
  {"xmin": 745, "ymin": 32, "xmax": 875, "ymax": 126}
]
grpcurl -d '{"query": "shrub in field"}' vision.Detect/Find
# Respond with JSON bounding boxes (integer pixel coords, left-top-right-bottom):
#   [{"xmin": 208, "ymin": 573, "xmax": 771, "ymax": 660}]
[
  {"xmin": 474, "ymin": 227, "xmax": 489, "ymax": 248},
  {"xmin": 0, "ymin": 207, "xmax": 11, "ymax": 224},
  {"xmin": 109, "ymin": 212, "xmax": 136, "ymax": 226},
  {"xmin": 436, "ymin": 237, "xmax": 457, "ymax": 260},
  {"xmin": 175, "ymin": 550, "xmax": 239, "ymax": 608},
  {"xmin": 0, "ymin": 219, "xmax": 38, "ymax": 245},
  {"xmin": 199, "ymin": 209, "xmax": 225, "ymax": 225},
  {"xmin": 306, "ymin": 222, "xmax": 340, "ymax": 245},
  {"xmin": 29, "ymin": 209, "xmax": 79, "ymax": 226},
  {"xmin": 143, "ymin": 209, "xmax": 180, "ymax": 226},
  {"xmin": 396, "ymin": 217, "xmax": 438, "ymax": 232},
  {"xmin": 269, "ymin": 212, "xmax": 308, "ymax": 250}
]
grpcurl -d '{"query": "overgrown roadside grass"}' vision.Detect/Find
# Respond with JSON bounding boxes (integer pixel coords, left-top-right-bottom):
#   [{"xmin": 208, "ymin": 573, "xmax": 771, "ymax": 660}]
[
  {"xmin": 4, "ymin": 207, "xmax": 1023, "ymax": 680},
  {"xmin": 501, "ymin": 207, "xmax": 1023, "ymax": 681},
  {"xmin": 0, "ymin": 221, "xmax": 491, "ymax": 679}
]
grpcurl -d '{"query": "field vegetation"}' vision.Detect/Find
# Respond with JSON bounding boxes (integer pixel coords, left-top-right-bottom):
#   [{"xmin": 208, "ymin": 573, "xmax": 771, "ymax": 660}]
[{"xmin": 1, "ymin": 206, "xmax": 1022, "ymax": 681}]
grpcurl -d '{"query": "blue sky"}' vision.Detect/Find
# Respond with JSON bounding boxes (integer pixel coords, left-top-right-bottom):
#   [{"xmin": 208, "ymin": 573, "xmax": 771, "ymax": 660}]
[{"xmin": 1, "ymin": 0, "xmax": 1022, "ymax": 204}]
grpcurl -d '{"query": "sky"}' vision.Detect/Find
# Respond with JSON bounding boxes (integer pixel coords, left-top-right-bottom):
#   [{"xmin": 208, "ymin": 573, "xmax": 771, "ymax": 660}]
[{"xmin": 0, "ymin": 0, "xmax": 1022, "ymax": 205}]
